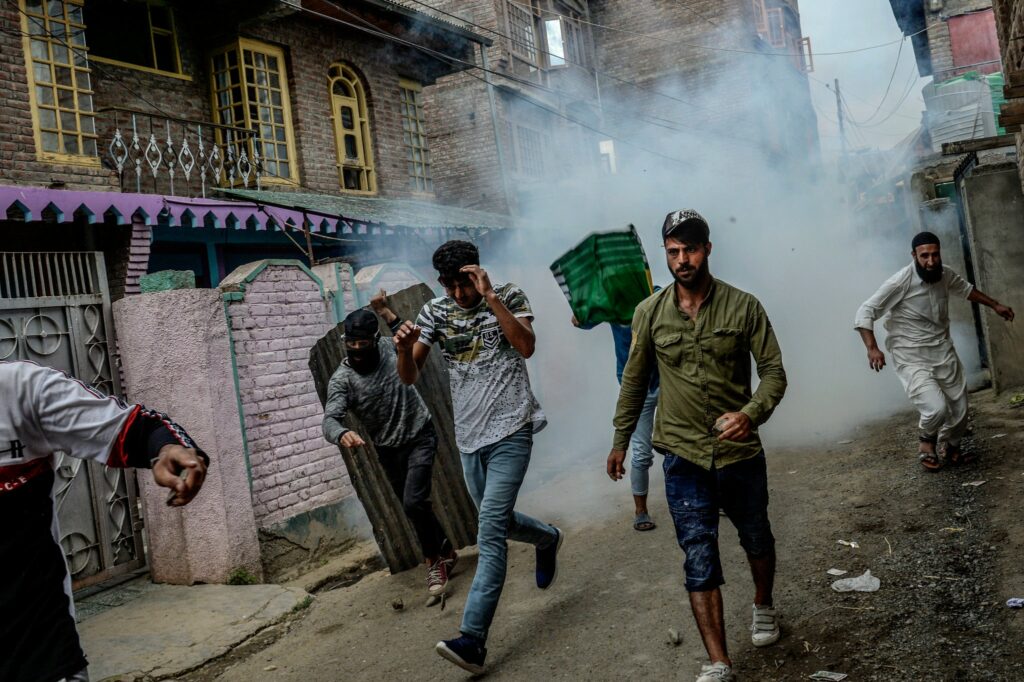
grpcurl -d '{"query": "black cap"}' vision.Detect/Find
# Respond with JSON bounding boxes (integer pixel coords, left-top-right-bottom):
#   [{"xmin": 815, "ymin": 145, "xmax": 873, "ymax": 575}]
[
  {"xmin": 343, "ymin": 309, "xmax": 379, "ymax": 339},
  {"xmin": 662, "ymin": 209, "xmax": 710, "ymax": 243},
  {"xmin": 911, "ymin": 231, "xmax": 940, "ymax": 250}
]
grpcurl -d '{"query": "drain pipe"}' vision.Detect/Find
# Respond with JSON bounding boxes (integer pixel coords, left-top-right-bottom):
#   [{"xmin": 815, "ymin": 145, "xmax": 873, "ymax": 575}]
[{"xmin": 479, "ymin": 43, "xmax": 514, "ymax": 214}]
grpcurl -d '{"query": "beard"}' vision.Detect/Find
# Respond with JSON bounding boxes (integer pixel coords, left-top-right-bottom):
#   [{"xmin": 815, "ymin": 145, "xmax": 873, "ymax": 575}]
[
  {"xmin": 915, "ymin": 259, "xmax": 943, "ymax": 284},
  {"xmin": 346, "ymin": 345, "xmax": 381, "ymax": 374},
  {"xmin": 673, "ymin": 259, "xmax": 710, "ymax": 290}
]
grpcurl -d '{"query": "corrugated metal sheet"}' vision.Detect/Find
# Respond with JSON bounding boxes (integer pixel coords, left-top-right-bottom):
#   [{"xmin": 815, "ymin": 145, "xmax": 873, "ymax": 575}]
[
  {"xmin": 309, "ymin": 283, "xmax": 477, "ymax": 573},
  {"xmin": 924, "ymin": 75, "xmax": 997, "ymax": 152}
]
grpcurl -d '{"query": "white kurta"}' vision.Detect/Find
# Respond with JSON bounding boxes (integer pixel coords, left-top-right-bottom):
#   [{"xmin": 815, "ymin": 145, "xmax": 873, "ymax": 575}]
[{"xmin": 854, "ymin": 263, "xmax": 974, "ymax": 444}]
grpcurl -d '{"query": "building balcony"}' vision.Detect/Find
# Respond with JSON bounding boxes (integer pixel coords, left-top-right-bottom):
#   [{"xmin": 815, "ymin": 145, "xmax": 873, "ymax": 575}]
[{"xmin": 99, "ymin": 107, "xmax": 264, "ymax": 198}]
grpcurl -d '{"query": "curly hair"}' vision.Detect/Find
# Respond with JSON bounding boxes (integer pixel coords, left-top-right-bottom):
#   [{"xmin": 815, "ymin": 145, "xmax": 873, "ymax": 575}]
[{"xmin": 432, "ymin": 240, "xmax": 479, "ymax": 279}]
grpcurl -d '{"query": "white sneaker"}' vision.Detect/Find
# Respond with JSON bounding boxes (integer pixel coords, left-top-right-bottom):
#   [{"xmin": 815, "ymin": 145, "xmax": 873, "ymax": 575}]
[
  {"xmin": 696, "ymin": 661, "xmax": 736, "ymax": 681},
  {"xmin": 751, "ymin": 603, "xmax": 780, "ymax": 647}
]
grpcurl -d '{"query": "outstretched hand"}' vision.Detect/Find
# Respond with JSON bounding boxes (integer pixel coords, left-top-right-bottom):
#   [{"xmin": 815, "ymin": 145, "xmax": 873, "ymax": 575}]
[{"xmin": 152, "ymin": 444, "xmax": 206, "ymax": 507}]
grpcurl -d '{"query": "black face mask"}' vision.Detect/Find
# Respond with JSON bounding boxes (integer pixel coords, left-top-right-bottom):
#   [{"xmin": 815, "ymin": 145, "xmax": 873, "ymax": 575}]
[
  {"xmin": 346, "ymin": 342, "xmax": 381, "ymax": 374},
  {"xmin": 915, "ymin": 259, "xmax": 943, "ymax": 284}
]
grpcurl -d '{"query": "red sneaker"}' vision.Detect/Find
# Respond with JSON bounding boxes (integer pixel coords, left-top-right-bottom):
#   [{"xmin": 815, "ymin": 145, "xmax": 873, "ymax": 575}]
[{"xmin": 427, "ymin": 558, "xmax": 449, "ymax": 596}]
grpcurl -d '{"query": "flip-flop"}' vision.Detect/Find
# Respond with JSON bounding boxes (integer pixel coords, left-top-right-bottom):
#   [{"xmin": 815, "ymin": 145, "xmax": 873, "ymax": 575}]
[
  {"xmin": 633, "ymin": 512, "xmax": 656, "ymax": 531},
  {"xmin": 918, "ymin": 450, "xmax": 942, "ymax": 471}
]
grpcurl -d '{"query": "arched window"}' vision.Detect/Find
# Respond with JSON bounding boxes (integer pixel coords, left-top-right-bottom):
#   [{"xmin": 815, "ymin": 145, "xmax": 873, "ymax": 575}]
[{"xmin": 328, "ymin": 63, "xmax": 375, "ymax": 194}]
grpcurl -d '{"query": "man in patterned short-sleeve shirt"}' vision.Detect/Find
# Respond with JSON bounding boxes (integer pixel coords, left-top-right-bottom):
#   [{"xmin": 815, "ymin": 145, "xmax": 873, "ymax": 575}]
[{"xmin": 395, "ymin": 240, "xmax": 562, "ymax": 675}]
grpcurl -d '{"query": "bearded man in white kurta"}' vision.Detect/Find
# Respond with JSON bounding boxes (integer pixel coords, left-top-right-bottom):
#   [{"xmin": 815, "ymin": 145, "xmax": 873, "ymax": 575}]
[{"xmin": 855, "ymin": 232, "xmax": 1014, "ymax": 470}]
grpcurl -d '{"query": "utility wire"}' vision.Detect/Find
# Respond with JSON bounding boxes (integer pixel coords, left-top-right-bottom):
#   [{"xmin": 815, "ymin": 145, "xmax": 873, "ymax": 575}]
[
  {"xmin": 401, "ymin": 0, "xmax": 726, "ymax": 120},
  {"xmin": 302, "ymin": 0, "xmax": 731, "ymax": 166},
  {"xmin": 846, "ymin": 37, "xmax": 905, "ymax": 126},
  {"xmin": 505, "ymin": 0, "xmax": 941, "ymax": 58}
]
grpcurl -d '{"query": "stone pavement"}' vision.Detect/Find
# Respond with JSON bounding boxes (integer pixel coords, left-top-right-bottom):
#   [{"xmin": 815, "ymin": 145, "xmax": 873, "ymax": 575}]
[{"xmin": 76, "ymin": 578, "xmax": 310, "ymax": 681}]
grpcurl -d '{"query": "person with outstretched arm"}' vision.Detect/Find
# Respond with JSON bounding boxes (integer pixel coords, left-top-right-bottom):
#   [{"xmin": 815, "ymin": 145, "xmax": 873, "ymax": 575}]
[
  {"xmin": 1, "ymin": 360, "xmax": 208, "ymax": 682},
  {"xmin": 855, "ymin": 231, "xmax": 1014, "ymax": 469}
]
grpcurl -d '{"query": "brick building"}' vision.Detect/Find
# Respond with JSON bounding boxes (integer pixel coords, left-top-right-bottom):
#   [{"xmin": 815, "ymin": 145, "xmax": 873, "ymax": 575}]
[
  {"xmin": 891, "ymin": 0, "xmax": 1008, "ymax": 151},
  {"xmin": 992, "ymin": 0, "xmax": 1024, "ymax": 189},
  {"xmin": 0, "ymin": 0, "xmax": 509, "ymax": 587},
  {"xmin": 416, "ymin": 0, "xmax": 820, "ymax": 219},
  {"xmin": 590, "ymin": 0, "xmax": 820, "ymax": 168},
  {"xmin": 413, "ymin": 0, "xmax": 603, "ymax": 215},
  {"xmin": 0, "ymin": 0, "xmax": 508, "ymax": 290}
]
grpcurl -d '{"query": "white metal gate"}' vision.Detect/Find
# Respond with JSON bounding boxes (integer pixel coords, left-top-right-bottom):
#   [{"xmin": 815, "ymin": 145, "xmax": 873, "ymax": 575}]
[{"xmin": 0, "ymin": 251, "xmax": 146, "ymax": 589}]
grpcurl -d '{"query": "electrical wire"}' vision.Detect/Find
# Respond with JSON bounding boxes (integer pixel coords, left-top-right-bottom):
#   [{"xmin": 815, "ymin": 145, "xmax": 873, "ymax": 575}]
[
  {"xmin": 846, "ymin": 37, "xmax": 904, "ymax": 126},
  {"xmin": 401, "ymin": 0, "xmax": 725, "ymax": 120},
  {"xmin": 302, "ymin": 0, "xmax": 714, "ymax": 166},
  {"xmin": 505, "ymin": 0, "xmax": 941, "ymax": 58}
]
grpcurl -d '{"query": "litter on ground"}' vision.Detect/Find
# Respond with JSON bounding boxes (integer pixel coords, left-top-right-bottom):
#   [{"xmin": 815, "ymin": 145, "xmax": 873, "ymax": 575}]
[
  {"xmin": 836, "ymin": 539, "xmax": 860, "ymax": 549},
  {"xmin": 809, "ymin": 672, "xmax": 848, "ymax": 681},
  {"xmin": 831, "ymin": 570, "xmax": 880, "ymax": 593}
]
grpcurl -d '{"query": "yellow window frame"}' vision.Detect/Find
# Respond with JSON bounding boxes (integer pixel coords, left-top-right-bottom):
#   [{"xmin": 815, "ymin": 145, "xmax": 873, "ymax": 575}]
[
  {"xmin": 88, "ymin": 0, "xmax": 188, "ymax": 80},
  {"xmin": 20, "ymin": 0, "xmax": 100, "ymax": 166},
  {"xmin": 208, "ymin": 38, "xmax": 299, "ymax": 186},
  {"xmin": 328, "ymin": 62, "xmax": 377, "ymax": 195},
  {"xmin": 398, "ymin": 78, "xmax": 432, "ymax": 195}
]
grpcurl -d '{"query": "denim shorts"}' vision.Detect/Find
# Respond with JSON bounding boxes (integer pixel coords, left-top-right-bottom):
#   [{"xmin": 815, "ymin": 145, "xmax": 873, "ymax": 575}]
[{"xmin": 663, "ymin": 451, "xmax": 775, "ymax": 592}]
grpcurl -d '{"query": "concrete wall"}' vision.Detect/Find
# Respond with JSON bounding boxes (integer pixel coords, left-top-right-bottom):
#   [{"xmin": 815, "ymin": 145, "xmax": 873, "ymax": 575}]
[
  {"xmin": 959, "ymin": 161, "xmax": 1024, "ymax": 391},
  {"xmin": 919, "ymin": 198, "xmax": 987, "ymax": 387},
  {"xmin": 112, "ymin": 289, "xmax": 262, "ymax": 585}
]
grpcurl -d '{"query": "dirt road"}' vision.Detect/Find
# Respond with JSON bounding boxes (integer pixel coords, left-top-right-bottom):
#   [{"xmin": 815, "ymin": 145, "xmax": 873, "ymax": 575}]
[{"xmin": 206, "ymin": 390, "xmax": 1024, "ymax": 681}]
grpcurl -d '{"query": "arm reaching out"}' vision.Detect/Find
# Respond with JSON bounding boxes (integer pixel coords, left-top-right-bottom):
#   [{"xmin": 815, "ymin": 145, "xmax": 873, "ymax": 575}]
[
  {"xmin": 968, "ymin": 288, "xmax": 1015, "ymax": 321},
  {"xmin": 27, "ymin": 363, "xmax": 208, "ymax": 506},
  {"xmin": 370, "ymin": 288, "xmax": 399, "ymax": 326}
]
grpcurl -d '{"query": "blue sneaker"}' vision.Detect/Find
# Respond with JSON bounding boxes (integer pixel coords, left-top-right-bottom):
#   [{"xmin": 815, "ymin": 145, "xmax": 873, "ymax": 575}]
[
  {"xmin": 535, "ymin": 526, "xmax": 564, "ymax": 589},
  {"xmin": 436, "ymin": 634, "xmax": 487, "ymax": 674}
]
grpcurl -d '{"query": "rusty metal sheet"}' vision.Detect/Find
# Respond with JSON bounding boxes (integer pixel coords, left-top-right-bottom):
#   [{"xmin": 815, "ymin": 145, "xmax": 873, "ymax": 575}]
[{"xmin": 309, "ymin": 283, "xmax": 477, "ymax": 573}]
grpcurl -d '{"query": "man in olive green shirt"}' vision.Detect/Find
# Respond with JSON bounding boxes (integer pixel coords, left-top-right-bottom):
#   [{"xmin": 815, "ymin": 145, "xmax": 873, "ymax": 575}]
[{"xmin": 607, "ymin": 209, "xmax": 786, "ymax": 682}]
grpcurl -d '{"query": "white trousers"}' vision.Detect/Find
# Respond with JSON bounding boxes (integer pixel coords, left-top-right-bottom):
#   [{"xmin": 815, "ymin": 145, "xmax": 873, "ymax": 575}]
[{"xmin": 891, "ymin": 342, "xmax": 969, "ymax": 446}]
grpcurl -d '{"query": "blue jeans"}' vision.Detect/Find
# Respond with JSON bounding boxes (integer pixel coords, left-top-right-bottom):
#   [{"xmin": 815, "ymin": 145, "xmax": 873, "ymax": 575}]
[
  {"xmin": 459, "ymin": 425, "xmax": 558, "ymax": 641},
  {"xmin": 663, "ymin": 452, "xmax": 775, "ymax": 592},
  {"xmin": 629, "ymin": 390, "xmax": 659, "ymax": 497}
]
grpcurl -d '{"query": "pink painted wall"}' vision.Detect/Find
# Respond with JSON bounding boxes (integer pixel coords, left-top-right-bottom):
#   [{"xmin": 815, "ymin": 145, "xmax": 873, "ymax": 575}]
[
  {"xmin": 221, "ymin": 262, "xmax": 356, "ymax": 529},
  {"xmin": 112, "ymin": 289, "xmax": 263, "ymax": 584}
]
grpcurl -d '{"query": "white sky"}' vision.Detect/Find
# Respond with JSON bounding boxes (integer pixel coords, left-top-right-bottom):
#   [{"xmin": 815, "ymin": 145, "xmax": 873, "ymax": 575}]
[{"xmin": 799, "ymin": 0, "xmax": 932, "ymax": 156}]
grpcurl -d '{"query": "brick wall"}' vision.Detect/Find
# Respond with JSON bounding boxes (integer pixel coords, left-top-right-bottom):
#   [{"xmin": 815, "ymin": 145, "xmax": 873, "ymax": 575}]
[
  {"xmin": 1, "ymin": 3, "xmax": 496, "ymax": 206},
  {"xmin": 225, "ymin": 264, "xmax": 352, "ymax": 529},
  {"xmin": 590, "ymin": 0, "xmax": 819, "ymax": 164},
  {"xmin": 0, "ymin": 5, "xmax": 118, "ymax": 190},
  {"xmin": 925, "ymin": 0, "xmax": 996, "ymax": 81}
]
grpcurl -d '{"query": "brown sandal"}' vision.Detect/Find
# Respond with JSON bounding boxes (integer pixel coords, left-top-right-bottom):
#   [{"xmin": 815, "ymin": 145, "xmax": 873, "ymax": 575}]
[
  {"xmin": 946, "ymin": 444, "xmax": 977, "ymax": 466},
  {"xmin": 919, "ymin": 435, "xmax": 942, "ymax": 471}
]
